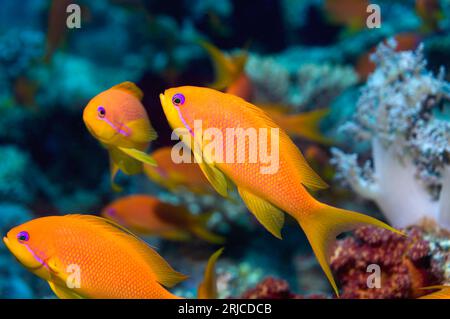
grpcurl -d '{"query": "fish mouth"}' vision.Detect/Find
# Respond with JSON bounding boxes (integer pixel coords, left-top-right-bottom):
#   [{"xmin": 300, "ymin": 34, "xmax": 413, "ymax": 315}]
[{"xmin": 3, "ymin": 236, "xmax": 10, "ymax": 250}]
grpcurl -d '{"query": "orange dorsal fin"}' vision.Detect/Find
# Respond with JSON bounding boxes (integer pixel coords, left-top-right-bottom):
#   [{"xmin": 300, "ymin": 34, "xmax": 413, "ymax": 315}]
[
  {"xmin": 112, "ymin": 81, "xmax": 143, "ymax": 101},
  {"xmin": 235, "ymin": 96, "xmax": 329, "ymax": 190}
]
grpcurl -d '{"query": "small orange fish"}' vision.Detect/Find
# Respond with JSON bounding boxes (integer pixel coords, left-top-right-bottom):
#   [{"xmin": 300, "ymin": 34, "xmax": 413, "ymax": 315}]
[
  {"xmin": 416, "ymin": 0, "xmax": 444, "ymax": 33},
  {"xmin": 3, "ymin": 214, "xmax": 186, "ymax": 298},
  {"xmin": 201, "ymin": 42, "xmax": 331, "ymax": 144},
  {"xmin": 160, "ymin": 86, "xmax": 402, "ymax": 297},
  {"xmin": 323, "ymin": 0, "xmax": 369, "ymax": 33},
  {"xmin": 356, "ymin": 33, "xmax": 423, "ymax": 81},
  {"xmin": 102, "ymin": 194, "xmax": 224, "ymax": 244},
  {"xmin": 143, "ymin": 146, "xmax": 214, "ymax": 194},
  {"xmin": 83, "ymin": 82, "xmax": 158, "ymax": 191},
  {"xmin": 44, "ymin": 0, "xmax": 72, "ymax": 62},
  {"xmin": 419, "ymin": 286, "xmax": 450, "ymax": 299},
  {"xmin": 13, "ymin": 76, "xmax": 39, "ymax": 109}
]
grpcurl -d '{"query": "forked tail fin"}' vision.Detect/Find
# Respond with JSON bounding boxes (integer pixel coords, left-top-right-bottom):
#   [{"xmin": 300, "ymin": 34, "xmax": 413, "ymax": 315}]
[
  {"xmin": 296, "ymin": 202, "xmax": 404, "ymax": 297},
  {"xmin": 281, "ymin": 108, "xmax": 332, "ymax": 144}
]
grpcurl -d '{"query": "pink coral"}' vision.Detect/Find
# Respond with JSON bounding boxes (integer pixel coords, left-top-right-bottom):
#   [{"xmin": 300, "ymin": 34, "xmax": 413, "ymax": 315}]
[
  {"xmin": 330, "ymin": 226, "xmax": 444, "ymax": 299},
  {"xmin": 239, "ymin": 277, "xmax": 327, "ymax": 299}
]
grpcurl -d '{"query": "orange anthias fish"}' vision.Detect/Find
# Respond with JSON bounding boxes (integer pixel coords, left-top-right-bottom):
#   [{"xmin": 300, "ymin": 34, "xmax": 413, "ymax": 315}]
[
  {"xmin": 200, "ymin": 41, "xmax": 331, "ymax": 144},
  {"xmin": 416, "ymin": 0, "xmax": 444, "ymax": 33},
  {"xmin": 3, "ymin": 214, "xmax": 186, "ymax": 298},
  {"xmin": 323, "ymin": 0, "xmax": 369, "ymax": 33},
  {"xmin": 83, "ymin": 82, "xmax": 158, "ymax": 190},
  {"xmin": 143, "ymin": 146, "xmax": 214, "ymax": 194},
  {"xmin": 101, "ymin": 194, "xmax": 224, "ymax": 244},
  {"xmin": 419, "ymin": 286, "xmax": 450, "ymax": 299},
  {"xmin": 160, "ymin": 86, "xmax": 402, "ymax": 297}
]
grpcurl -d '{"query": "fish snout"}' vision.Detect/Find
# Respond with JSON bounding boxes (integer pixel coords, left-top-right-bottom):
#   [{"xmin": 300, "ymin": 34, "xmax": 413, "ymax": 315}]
[{"xmin": 3, "ymin": 236, "xmax": 10, "ymax": 250}]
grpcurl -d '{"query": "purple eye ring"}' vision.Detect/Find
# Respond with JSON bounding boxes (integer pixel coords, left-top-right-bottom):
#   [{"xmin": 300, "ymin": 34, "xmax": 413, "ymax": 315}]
[
  {"xmin": 17, "ymin": 231, "xmax": 29, "ymax": 242},
  {"xmin": 97, "ymin": 106, "xmax": 106, "ymax": 118},
  {"xmin": 172, "ymin": 93, "xmax": 185, "ymax": 106}
]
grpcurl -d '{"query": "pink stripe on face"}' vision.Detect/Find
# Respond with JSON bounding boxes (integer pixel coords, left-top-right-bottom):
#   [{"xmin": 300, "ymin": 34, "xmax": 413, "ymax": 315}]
[{"xmin": 99, "ymin": 116, "xmax": 132, "ymax": 137}]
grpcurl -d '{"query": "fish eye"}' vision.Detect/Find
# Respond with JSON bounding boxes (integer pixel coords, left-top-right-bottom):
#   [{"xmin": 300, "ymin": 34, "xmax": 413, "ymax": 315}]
[
  {"xmin": 172, "ymin": 93, "xmax": 185, "ymax": 106},
  {"xmin": 97, "ymin": 106, "xmax": 106, "ymax": 118},
  {"xmin": 17, "ymin": 231, "xmax": 29, "ymax": 242}
]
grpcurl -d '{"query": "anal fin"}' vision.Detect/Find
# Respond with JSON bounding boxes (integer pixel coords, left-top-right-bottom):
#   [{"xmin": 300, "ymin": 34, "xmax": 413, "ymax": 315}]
[
  {"xmin": 238, "ymin": 187, "xmax": 285, "ymax": 239},
  {"xmin": 48, "ymin": 281, "xmax": 83, "ymax": 299}
]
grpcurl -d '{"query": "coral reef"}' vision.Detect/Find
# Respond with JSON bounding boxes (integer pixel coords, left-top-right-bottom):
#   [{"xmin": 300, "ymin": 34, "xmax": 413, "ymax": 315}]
[
  {"xmin": 245, "ymin": 54, "xmax": 358, "ymax": 112},
  {"xmin": 331, "ymin": 41, "xmax": 450, "ymax": 229},
  {"xmin": 239, "ymin": 277, "xmax": 327, "ymax": 299},
  {"xmin": 330, "ymin": 226, "xmax": 445, "ymax": 299}
]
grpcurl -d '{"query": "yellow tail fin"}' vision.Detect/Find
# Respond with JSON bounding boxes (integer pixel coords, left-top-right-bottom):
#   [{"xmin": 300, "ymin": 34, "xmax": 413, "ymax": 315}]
[
  {"xmin": 297, "ymin": 202, "xmax": 404, "ymax": 297},
  {"xmin": 419, "ymin": 285, "xmax": 450, "ymax": 299},
  {"xmin": 198, "ymin": 248, "xmax": 224, "ymax": 299},
  {"xmin": 198, "ymin": 40, "xmax": 247, "ymax": 90},
  {"xmin": 281, "ymin": 109, "xmax": 332, "ymax": 144}
]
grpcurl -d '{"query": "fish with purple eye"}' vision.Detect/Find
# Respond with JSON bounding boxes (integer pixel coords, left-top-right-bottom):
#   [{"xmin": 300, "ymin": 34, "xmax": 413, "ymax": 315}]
[
  {"xmin": 172, "ymin": 93, "xmax": 185, "ymax": 106},
  {"xmin": 17, "ymin": 231, "xmax": 29, "ymax": 242},
  {"xmin": 97, "ymin": 106, "xmax": 106, "ymax": 118}
]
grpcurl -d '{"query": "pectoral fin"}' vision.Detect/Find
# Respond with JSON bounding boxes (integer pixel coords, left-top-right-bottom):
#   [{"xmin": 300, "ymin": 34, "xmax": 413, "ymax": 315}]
[
  {"xmin": 118, "ymin": 147, "xmax": 157, "ymax": 166},
  {"xmin": 238, "ymin": 187, "xmax": 285, "ymax": 239},
  {"xmin": 48, "ymin": 281, "xmax": 83, "ymax": 299},
  {"xmin": 192, "ymin": 143, "xmax": 230, "ymax": 198}
]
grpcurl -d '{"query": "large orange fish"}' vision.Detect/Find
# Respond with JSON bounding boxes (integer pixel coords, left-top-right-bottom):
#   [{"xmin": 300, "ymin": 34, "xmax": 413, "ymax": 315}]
[
  {"xmin": 3, "ymin": 214, "xmax": 186, "ymax": 298},
  {"xmin": 101, "ymin": 194, "xmax": 224, "ymax": 244},
  {"xmin": 143, "ymin": 146, "xmax": 214, "ymax": 194},
  {"xmin": 159, "ymin": 86, "xmax": 402, "ymax": 296},
  {"xmin": 83, "ymin": 82, "xmax": 158, "ymax": 191},
  {"xmin": 200, "ymin": 41, "xmax": 331, "ymax": 144}
]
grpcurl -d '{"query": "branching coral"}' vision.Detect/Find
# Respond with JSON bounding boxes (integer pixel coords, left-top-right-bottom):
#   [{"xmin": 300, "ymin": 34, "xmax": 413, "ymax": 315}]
[
  {"xmin": 245, "ymin": 54, "xmax": 357, "ymax": 112},
  {"xmin": 330, "ymin": 226, "xmax": 445, "ymax": 299},
  {"xmin": 331, "ymin": 40, "xmax": 450, "ymax": 229}
]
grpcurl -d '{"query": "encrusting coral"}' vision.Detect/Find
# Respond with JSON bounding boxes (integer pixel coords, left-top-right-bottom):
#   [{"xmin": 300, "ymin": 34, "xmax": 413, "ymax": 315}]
[
  {"xmin": 239, "ymin": 277, "xmax": 327, "ymax": 299},
  {"xmin": 331, "ymin": 40, "xmax": 450, "ymax": 229},
  {"xmin": 330, "ymin": 226, "xmax": 445, "ymax": 299}
]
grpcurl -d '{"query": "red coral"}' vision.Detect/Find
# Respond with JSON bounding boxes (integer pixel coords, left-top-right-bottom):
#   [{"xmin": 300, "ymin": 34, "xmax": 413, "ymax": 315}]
[
  {"xmin": 240, "ymin": 277, "xmax": 327, "ymax": 299},
  {"xmin": 330, "ymin": 226, "xmax": 443, "ymax": 299}
]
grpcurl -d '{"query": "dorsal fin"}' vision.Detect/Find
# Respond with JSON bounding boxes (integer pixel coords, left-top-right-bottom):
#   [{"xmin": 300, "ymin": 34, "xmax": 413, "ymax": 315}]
[
  {"xmin": 112, "ymin": 81, "xmax": 143, "ymax": 100},
  {"xmin": 64, "ymin": 214, "xmax": 187, "ymax": 287},
  {"xmin": 229, "ymin": 94, "xmax": 329, "ymax": 190}
]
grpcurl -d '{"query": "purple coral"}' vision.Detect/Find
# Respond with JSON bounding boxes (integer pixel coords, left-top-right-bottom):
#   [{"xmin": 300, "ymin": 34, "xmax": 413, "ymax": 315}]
[{"xmin": 330, "ymin": 226, "xmax": 444, "ymax": 299}]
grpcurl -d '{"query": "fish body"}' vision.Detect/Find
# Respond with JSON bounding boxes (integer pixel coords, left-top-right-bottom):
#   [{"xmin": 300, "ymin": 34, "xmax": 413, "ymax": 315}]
[
  {"xmin": 83, "ymin": 82, "xmax": 157, "ymax": 190},
  {"xmin": 102, "ymin": 195, "xmax": 224, "ymax": 244},
  {"xmin": 160, "ymin": 86, "xmax": 402, "ymax": 296},
  {"xmin": 416, "ymin": 0, "xmax": 444, "ymax": 33},
  {"xmin": 323, "ymin": 0, "xmax": 369, "ymax": 33},
  {"xmin": 143, "ymin": 147, "xmax": 214, "ymax": 194},
  {"xmin": 3, "ymin": 214, "xmax": 186, "ymax": 299}
]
